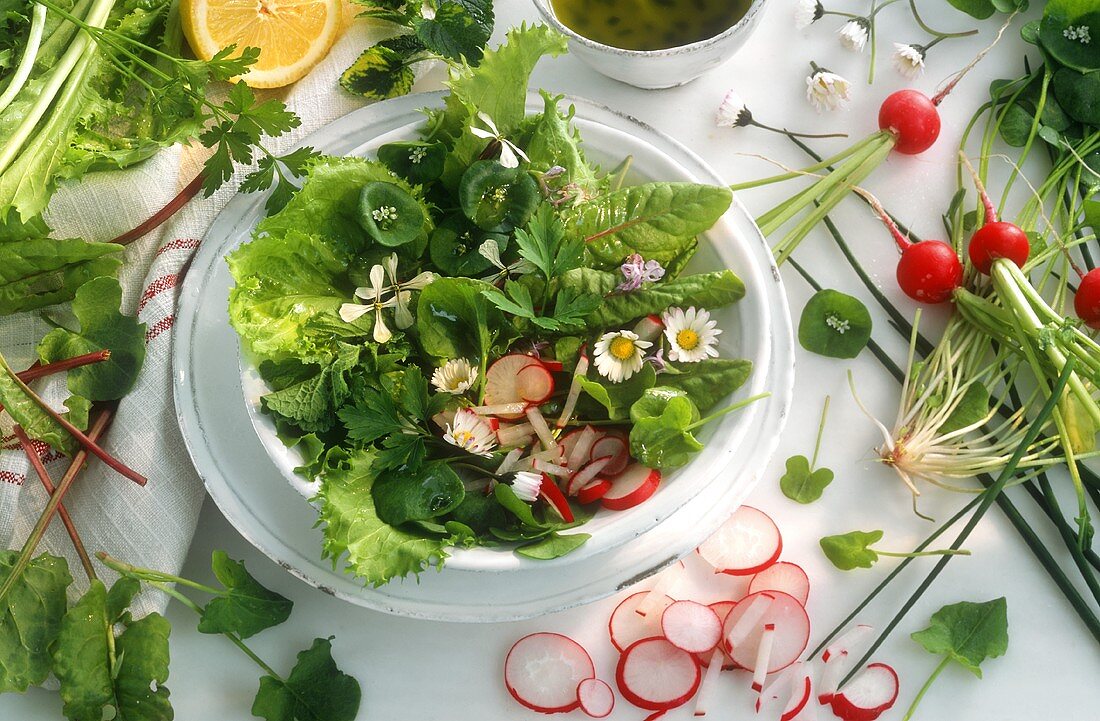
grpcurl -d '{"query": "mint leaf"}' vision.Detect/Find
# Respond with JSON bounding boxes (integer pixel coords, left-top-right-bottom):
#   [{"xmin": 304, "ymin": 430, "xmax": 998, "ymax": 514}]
[
  {"xmin": 37, "ymin": 276, "xmax": 146, "ymax": 401},
  {"xmin": 413, "ymin": 0, "xmax": 493, "ymax": 63},
  {"xmin": 340, "ymin": 41, "xmax": 419, "ymax": 100},
  {"xmin": 252, "ymin": 637, "xmax": 360, "ymax": 721},
  {"xmin": 820, "ymin": 530, "xmax": 883, "ymax": 570},
  {"xmin": 198, "ymin": 551, "xmax": 293, "ymax": 639},
  {"xmin": 911, "ymin": 598, "xmax": 1009, "ymax": 677},
  {"xmin": 0, "ymin": 551, "xmax": 72, "ymax": 692},
  {"xmin": 780, "ymin": 455, "xmax": 834, "ymax": 504}
]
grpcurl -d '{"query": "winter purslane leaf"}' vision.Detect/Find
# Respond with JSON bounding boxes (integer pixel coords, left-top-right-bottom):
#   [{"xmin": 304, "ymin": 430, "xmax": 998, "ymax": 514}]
[
  {"xmin": 780, "ymin": 455, "xmax": 834, "ymax": 504},
  {"xmin": 0, "ymin": 551, "xmax": 72, "ymax": 692},
  {"xmin": 198, "ymin": 551, "xmax": 293, "ymax": 639},
  {"xmin": 252, "ymin": 637, "xmax": 360, "ymax": 721},
  {"xmin": 628, "ymin": 387, "xmax": 703, "ymax": 469}
]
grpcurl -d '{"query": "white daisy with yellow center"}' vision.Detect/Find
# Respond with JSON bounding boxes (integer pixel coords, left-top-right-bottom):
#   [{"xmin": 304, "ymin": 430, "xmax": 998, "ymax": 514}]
[
  {"xmin": 662, "ymin": 306, "xmax": 722, "ymax": 363},
  {"xmin": 444, "ymin": 408, "xmax": 497, "ymax": 457},
  {"xmin": 432, "ymin": 358, "xmax": 478, "ymax": 395},
  {"xmin": 593, "ymin": 330, "xmax": 652, "ymax": 383},
  {"xmin": 511, "ymin": 471, "xmax": 543, "ymax": 503}
]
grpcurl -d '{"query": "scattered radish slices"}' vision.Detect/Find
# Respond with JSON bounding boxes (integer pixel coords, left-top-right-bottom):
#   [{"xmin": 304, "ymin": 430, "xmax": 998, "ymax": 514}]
[
  {"xmin": 484, "ymin": 354, "xmax": 541, "ymax": 415},
  {"xmin": 610, "ymin": 591, "xmax": 674, "ymax": 652},
  {"xmin": 698, "ymin": 505, "xmax": 782, "ymax": 575},
  {"xmin": 819, "ymin": 625, "xmax": 875, "ymax": 705},
  {"xmin": 781, "ymin": 665, "xmax": 814, "ymax": 721},
  {"xmin": 617, "ymin": 637, "xmax": 701, "ymax": 711},
  {"xmin": 829, "ymin": 663, "xmax": 899, "ymax": 721},
  {"xmin": 505, "ymin": 633, "xmax": 594, "ymax": 714},
  {"xmin": 602, "ymin": 464, "xmax": 661, "ymax": 510},
  {"xmin": 661, "ymin": 601, "xmax": 722, "ymax": 654},
  {"xmin": 749, "ymin": 561, "xmax": 810, "ymax": 606},
  {"xmin": 576, "ymin": 479, "xmax": 611, "ymax": 505},
  {"xmin": 591, "ymin": 432, "xmax": 629, "ymax": 475},
  {"xmin": 695, "ymin": 601, "xmax": 738, "ymax": 670},
  {"xmin": 576, "ymin": 678, "xmax": 614, "ymax": 718},
  {"xmin": 721, "ymin": 591, "xmax": 810, "ymax": 674},
  {"xmin": 567, "ymin": 456, "xmax": 613, "ymax": 496}
]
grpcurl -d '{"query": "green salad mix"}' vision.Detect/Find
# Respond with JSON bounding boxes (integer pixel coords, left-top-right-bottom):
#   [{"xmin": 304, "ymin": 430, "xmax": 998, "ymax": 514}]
[{"xmin": 228, "ymin": 25, "xmax": 761, "ymax": 587}]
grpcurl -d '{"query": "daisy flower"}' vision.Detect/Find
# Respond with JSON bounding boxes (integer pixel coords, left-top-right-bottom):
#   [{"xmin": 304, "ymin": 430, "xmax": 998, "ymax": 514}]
[
  {"xmin": 838, "ymin": 19, "xmax": 869, "ymax": 52},
  {"xmin": 444, "ymin": 408, "xmax": 497, "ymax": 457},
  {"xmin": 891, "ymin": 43, "xmax": 925, "ymax": 79},
  {"xmin": 432, "ymin": 358, "xmax": 478, "ymax": 395},
  {"xmin": 794, "ymin": 0, "xmax": 824, "ymax": 29},
  {"xmin": 662, "ymin": 307, "xmax": 722, "ymax": 363},
  {"xmin": 715, "ymin": 90, "xmax": 752, "ymax": 128},
  {"xmin": 594, "ymin": 330, "xmax": 652, "ymax": 383},
  {"xmin": 511, "ymin": 471, "xmax": 543, "ymax": 503},
  {"xmin": 806, "ymin": 64, "xmax": 852, "ymax": 112}
]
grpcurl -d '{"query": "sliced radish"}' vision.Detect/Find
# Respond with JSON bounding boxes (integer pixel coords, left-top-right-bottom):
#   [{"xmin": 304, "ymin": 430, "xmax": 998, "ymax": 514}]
[
  {"xmin": 750, "ymin": 624, "xmax": 776, "ymax": 692},
  {"xmin": 526, "ymin": 406, "xmax": 557, "ymax": 451},
  {"xmin": 538, "ymin": 473, "xmax": 574, "ymax": 523},
  {"xmin": 609, "ymin": 591, "xmax": 673, "ymax": 652},
  {"xmin": 749, "ymin": 562, "xmax": 810, "ymax": 607},
  {"xmin": 722, "ymin": 591, "xmax": 809, "ymax": 674},
  {"xmin": 557, "ymin": 429, "xmax": 582, "ymax": 463},
  {"xmin": 602, "ymin": 464, "xmax": 661, "ymax": 511},
  {"xmin": 577, "ymin": 479, "xmax": 611, "ymax": 505},
  {"xmin": 556, "ymin": 353, "xmax": 589, "ymax": 429},
  {"xmin": 643, "ymin": 711, "xmax": 668, "ymax": 721},
  {"xmin": 616, "ymin": 637, "xmax": 701, "ymax": 711},
  {"xmin": 567, "ymin": 425, "xmax": 600, "ymax": 470},
  {"xmin": 541, "ymin": 359, "xmax": 565, "ymax": 373},
  {"xmin": 819, "ymin": 625, "xmax": 873, "ymax": 704},
  {"xmin": 633, "ymin": 314, "xmax": 665, "ymax": 343},
  {"xmin": 496, "ymin": 422, "xmax": 534, "ymax": 447},
  {"xmin": 472, "ymin": 402, "xmax": 528, "ymax": 416},
  {"xmin": 691, "ymin": 648, "xmax": 725, "ymax": 717},
  {"xmin": 829, "ymin": 663, "xmax": 899, "ymax": 721},
  {"xmin": 505, "ymin": 633, "xmax": 595, "ymax": 714},
  {"xmin": 576, "ymin": 678, "xmax": 614, "ymax": 718},
  {"xmin": 781, "ymin": 669, "xmax": 812, "ymax": 721},
  {"xmin": 697, "ymin": 506, "xmax": 782, "ymax": 576},
  {"xmin": 695, "ymin": 602, "xmax": 738, "ymax": 670},
  {"xmin": 496, "ymin": 447, "xmax": 525, "ymax": 475},
  {"xmin": 591, "ymin": 432, "xmax": 630, "ymax": 476},
  {"xmin": 518, "ymin": 363, "xmax": 555, "ymax": 404},
  {"xmin": 758, "ymin": 661, "xmax": 803, "ymax": 714},
  {"xmin": 822, "ymin": 624, "xmax": 873, "ymax": 664},
  {"xmin": 636, "ymin": 561, "xmax": 685, "ymax": 618},
  {"xmin": 485, "ymin": 354, "xmax": 540, "ymax": 408},
  {"xmin": 534, "ymin": 458, "xmax": 572, "ymax": 478},
  {"xmin": 431, "ymin": 409, "xmax": 455, "ymax": 430},
  {"xmin": 662, "ymin": 601, "xmax": 722, "ymax": 654},
  {"xmin": 567, "ymin": 456, "xmax": 613, "ymax": 496}
]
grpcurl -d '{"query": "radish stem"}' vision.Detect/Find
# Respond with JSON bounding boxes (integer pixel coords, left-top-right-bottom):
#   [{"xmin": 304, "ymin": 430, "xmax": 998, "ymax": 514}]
[{"xmin": 112, "ymin": 172, "xmax": 205, "ymax": 245}]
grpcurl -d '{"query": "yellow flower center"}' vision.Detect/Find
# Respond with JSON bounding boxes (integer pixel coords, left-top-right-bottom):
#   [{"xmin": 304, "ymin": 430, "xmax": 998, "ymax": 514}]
[
  {"xmin": 609, "ymin": 336, "xmax": 637, "ymax": 360},
  {"xmin": 676, "ymin": 329, "xmax": 701, "ymax": 350},
  {"xmin": 453, "ymin": 430, "xmax": 475, "ymax": 446}
]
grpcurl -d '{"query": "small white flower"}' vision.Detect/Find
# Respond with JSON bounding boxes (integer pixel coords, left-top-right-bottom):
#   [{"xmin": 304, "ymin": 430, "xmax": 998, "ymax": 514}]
[
  {"xmin": 891, "ymin": 43, "xmax": 925, "ymax": 79},
  {"xmin": 661, "ymin": 307, "xmax": 722, "ymax": 363},
  {"xmin": 511, "ymin": 471, "xmax": 543, "ymax": 503},
  {"xmin": 1064, "ymin": 25, "xmax": 1091, "ymax": 44},
  {"xmin": 806, "ymin": 67, "xmax": 852, "ymax": 112},
  {"xmin": 826, "ymin": 313, "xmax": 850, "ymax": 333},
  {"xmin": 444, "ymin": 408, "xmax": 497, "ymax": 457},
  {"xmin": 593, "ymin": 330, "xmax": 652, "ymax": 383},
  {"xmin": 371, "ymin": 205, "xmax": 399, "ymax": 228},
  {"xmin": 340, "ymin": 264, "xmax": 396, "ymax": 343},
  {"xmin": 432, "ymin": 358, "xmax": 478, "ymax": 395},
  {"xmin": 794, "ymin": 0, "xmax": 823, "ymax": 29},
  {"xmin": 838, "ymin": 19, "xmax": 869, "ymax": 52},
  {"xmin": 715, "ymin": 90, "xmax": 752, "ymax": 128},
  {"xmin": 470, "ymin": 112, "xmax": 530, "ymax": 169},
  {"xmin": 409, "ymin": 146, "xmax": 428, "ymax": 164}
]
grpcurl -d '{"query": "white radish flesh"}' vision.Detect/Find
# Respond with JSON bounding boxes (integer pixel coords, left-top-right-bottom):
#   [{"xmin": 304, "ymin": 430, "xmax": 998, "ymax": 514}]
[
  {"xmin": 495, "ymin": 447, "xmax": 525, "ymax": 475},
  {"xmin": 609, "ymin": 591, "xmax": 674, "ymax": 652},
  {"xmin": 568, "ymin": 425, "xmax": 600, "ymax": 470},
  {"xmin": 496, "ymin": 422, "xmax": 534, "ymax": 447},
  {"xmin": 749, "ymin": 562, "xmax": 810, "ymax": 606},
  {"xmin": 504, "ymin": 633, "xmax": 595, "ymax": 714},
  {"xmin": 517, "ymin": 363, "xmax": 555, "ymax": 403},
  {"xmin": 485, "ymin": 354, "xmax": 539, "ymax": 410},
  {"xmin": 829, "ymin": 663, "xmax": 899, "ymax": 721},
  {"xmin": 556, "ymin": 355, "xmax": 589, "ymax": 428},
  {"xmin": 722, "ymin": 591, "xmax": 810, "ymax": 674},
  {"xmin": 591, "ymin": 433, "xmax": 629, "ymax": 475},
  {"xmin": 781, "ymin": 672, "xmax": 812, "ymax": 721},
  {"xmin": 602, "ymin": 463, "xmax": 661, "ymax": 510},
  {"xmin": 567, "ymin": 456, "xmax": 613, "ymax": 496},
  {"xmin": 751, "ymin": 624, "xmax": 776, "ymax": 692},
  {"xmin": 526, "ymin": 406, "xmax": 557, "ymax": 451},
  {"xmin": 822, "ymin": 624, "xmax": 874, "ymax": 664},
  {"xmin": 691, "ymin": 648, "xmax": 725, "ymax": 717},
  {"xmin": 636, "ymin": 561, "xmax": 685, "ymax": 618},
  {"xmin": 577, "ymin": 678, "xmax": 615, "ymax": 718},
  {"xmin": 817, "ymin": 653, "xmax": 846, "ymax": 705},
  {"xmin": 534, "ymin": 458, "xmax": 572, "ymax": 478},
  {"xmin": 723, "ymin": 593, "xmax": 773, "ymax": 650},
  {"xmin": 695, "ymin": 602, "xmax": 738, "ymax": 670},
  {"xmin": 661, "ymin": 600, "xmax": 722, "ymax": 654},
  {"xmin": 472, "ymin": 402, "xmax": 528, "ymax": 416},
  {"xmin": 616, "ymin": 637, "xmax": 701, "ymax": 711},
  {"xmin": 632, "ymin": 314, "xmax": 665, "ymax": 342},
  {"xmin": 697, "ymin": 505, "xmax": 782, "ymax": 575}
]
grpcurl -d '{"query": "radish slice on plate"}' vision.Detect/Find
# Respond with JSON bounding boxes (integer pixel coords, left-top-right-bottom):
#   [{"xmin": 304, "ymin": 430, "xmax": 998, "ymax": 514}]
[
  {"xmin": 616, "ymin": 637, "xmax": 701, "ymax": 711},
  {"xmin": 591, "ymin": 432, "xmax": 630, "ymax": 475},
  {"xmin": 822, "ymin": 624, "xmax": 874, "ymax": 664},
  {"xmin": 662, "ymin": 600, "xmax": 722, "ymax": 654},
  {"xmin": 576, "ymin": 678, "xmax": 614, "ymax": 718},
  {"xmin": 781, "ymin": 668, "xmax": 813, "ymax": 721},
  {"xmin": 636, "ymin": 561, "xmax": 685, "ymax": 618},
  {"xmin": 697, "ymin": 505, "xmax": 782, "ymax": 575},
  {"xmin": 750, "ymin": 623, "xmax": 776, "ymax": 692},
  {"xmin": 505, "ymin": 633, "xmax": 595, "ymax": 714},
  {"xmin": 609, "ymin": 591, "xmax": 674, "ymax": 652},
  {"xmin": 518, "ymin": 362, "xmax": 555, "ymax": 403},
  {"xmin": 829, "ymin": 663, "xmax": 899, "ymax": 721},
  {"xmin": 691, "ymin": 648, "xmax": 725, "ymax": 717},
  {"xmin": 721, "ymin": 591, "xmax": 809, "ymax": 674},
  {"xmin": 567, "ymin": 456, "xmax": 613, "ymax": 496},
  {"xmin": 819, "ymin": 624, "xmax": 873, "ymax": 704},
  {"xmin": 695, "ymin": 602, "xmax": 738, "ymax": 670},
  {"xmin": 538, "ymin": 473, "xmax": 574, "ymax": 523},
  {"xmin": 749, "ymin": 562, "xmax": 810, "ymax": 607},
  {"xmin": 567, "ymin": 425, "xmax": 600, "ymax": 470},
  {"xmin": 484, "ymin": 354, "xmax": 540, "ymax": 417},
  {"xmin": 602, "ymin": 464, "xmax": 661, "ymax": 510},
  {"xmin": 576, "ymin": 479, "xmax": 611, "ymax": 505}
]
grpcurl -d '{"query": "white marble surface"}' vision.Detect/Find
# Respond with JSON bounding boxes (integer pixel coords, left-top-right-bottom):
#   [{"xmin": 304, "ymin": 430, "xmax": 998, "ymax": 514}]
[{"xmin": 5, "ymin": 0, "xmax": 1099, "ymax": 719}]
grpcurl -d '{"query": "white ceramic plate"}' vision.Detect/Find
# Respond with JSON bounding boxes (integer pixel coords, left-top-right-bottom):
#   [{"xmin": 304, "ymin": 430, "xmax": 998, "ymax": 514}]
[{"xmin": 174, "ymin": 91, "xmax": 794, "ymax": 621}]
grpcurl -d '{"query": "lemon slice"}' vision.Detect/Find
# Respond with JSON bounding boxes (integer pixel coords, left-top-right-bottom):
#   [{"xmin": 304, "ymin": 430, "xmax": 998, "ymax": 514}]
[{"xmin": 181, "ymin": 0, "xmax": 342, "ymax": 88}]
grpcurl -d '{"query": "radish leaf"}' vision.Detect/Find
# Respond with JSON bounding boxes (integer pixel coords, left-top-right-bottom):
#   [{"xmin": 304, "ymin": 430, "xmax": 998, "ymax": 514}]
[
  {"xmin": 820, "ymin": 530, "xmax": 884, "ymax": 570},
  {"xmin": 911, "ymin": 597, "xmax": 1009, "ymax": 677},
  {"xmin": 0, "ymin": 551, "xmax": 71, "ymax": 692},
  {"xmin": 780, "ymin": 455, "xmax": 834, "ymax": 504},
  {"xmin": 197, "ymin": 552, "xmax": 293, "ymax": 640},
  {"xmin": 798, "ymin": 289, "xmax": 872, "ymax": 359},
  {"xmin": 252, "ymin": 637, "xmax": 360, "ymax": 721}
]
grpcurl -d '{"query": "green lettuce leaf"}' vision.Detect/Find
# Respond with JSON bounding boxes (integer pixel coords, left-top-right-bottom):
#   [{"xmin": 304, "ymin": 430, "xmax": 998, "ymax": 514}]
[
  {"xmin": 659, "ymin": 359, "xmax": 752, "ymax": 413},
  {"xmin": 524, "ymin": 90, "xmax": 599, "ymax": 188},
  {"xmin": 0, "ymin": 551, "xmax": 72, "ymax": 692},
  {"xmin": 559, "ymin": 268, "xmax": 745, "ymax": 327},
  {"xmin": 0, "ymin": 237, "xmax": 121, "ymax": 316},
  {"xmin": 252, "ymin": 637, "xmax": 361, "ymax": 721},
  {"xmin": 197, "ymin": 551, "xmax": 293, "ymax": 639},
  {"xmin": 416, "ymin": 276, "xmax": 516, "ymax": 361},
  {"xmin": 261, "ymin": 343, "xmax": 360, "ymax": 433},
  {"xmin": 628, "ymin": 387, "xmax": 703, "ymax": 469}
]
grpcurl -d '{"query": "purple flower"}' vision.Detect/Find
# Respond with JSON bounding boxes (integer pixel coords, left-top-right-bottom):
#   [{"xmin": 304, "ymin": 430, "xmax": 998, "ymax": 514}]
[
  {"xmin": 616, "ymin": 254, "xmax": 666, "ymax": 292},
  {"xmin": 644, "ymin": 348, "xmax": 668, "ymax": 373}
]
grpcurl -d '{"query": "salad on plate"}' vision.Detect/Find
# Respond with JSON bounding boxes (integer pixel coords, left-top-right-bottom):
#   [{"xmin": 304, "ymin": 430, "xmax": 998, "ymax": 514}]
[{"xmin": 227, "ymin": 25, "xmax": 762, "ymax": 587}]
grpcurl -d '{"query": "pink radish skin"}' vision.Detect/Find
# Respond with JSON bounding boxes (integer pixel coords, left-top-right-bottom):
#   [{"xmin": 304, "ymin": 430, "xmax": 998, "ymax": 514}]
[
  {"xmin": 695, "ymin": 602, "xmax": 738, "ymax": 670},
  {"xmin": 602, "ymin": 464, "xmax": 661, "ymax": 510},
  {"xmin": 504, "ymin": 633, "xmax": 595, "ymax": 714},
  {"xmin": 749, "ymin": 562, "xmax": 810, "ymax": 606},
  {"xmin": 541, "ymin": 359, "xmax": 565, "ymax": 372},
  {"xmin": 781, "ymin": 673, "xmax": 812, "ymax": 721},
  {"xmin": 698, "ymin": 505, "xmax": 782, "ymax": 575},
  {"xmin": 485, "ymin": 354, "xmax": 540, "ymax": 416},
  {"xmin": 576, "ymin": 678, "xmax": 614, "ymax": 718},
  {"xmin": 819, "ymin": 625, "xmax": 873, "ymax": 704},
  {"xmin": 721, "ymin": 591, "xmax": 810, "ymax": 674},
  {"xmin": 591, "ymin": 433, "xmax": 630, "ymax": 475},
  {"xmin": 538, "ymin": 473, "xmax": 574, "ymax": 523},
  {"xmin": 661, "ymin": 601, "xmax": 722, "ymax": 654},
  {"xmin": 616, "ymin": 637, "xmax": 701, "ymax": 711},
  {"xmin": 518, "ymin": 363, "xmax": 555, "ymax": 403},
  {"xmin": 567, "ymin": 456, "xmax": 613, "ymax": 496},
  {"xmin": 751, "ymin": 623, "xmax": 776, "ymax": 692},
  {"xmin": 609, "ymin": 592, "xmax": 674, "ymax": 652},
  {"xmin": 829, "ymin": 663, "xmax": 899, "ymax": 721},
  {"xmin": 822, "ymin": 624, "xmax": 873, "ymax": 664},
  {"xmin": 636, "ymin": 561, "xmax": 685, "ymax": 618},
  {"xmin": 632, "ymin": 314, "xmax": 665, "ymax": 343},
  {"xmin": 576, "ymin": 479, "xmax": 611, "ymax": 505}
]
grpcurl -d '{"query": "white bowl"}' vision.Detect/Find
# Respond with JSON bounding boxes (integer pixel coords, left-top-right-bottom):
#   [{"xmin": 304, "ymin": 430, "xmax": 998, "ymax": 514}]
[
  {"xmin": 532, "ymin": 0, "xmax": 769, "ymax": 89},
  {"xmin": 175, "ymin": 90, "xmax": 794, "ymax": 621}
]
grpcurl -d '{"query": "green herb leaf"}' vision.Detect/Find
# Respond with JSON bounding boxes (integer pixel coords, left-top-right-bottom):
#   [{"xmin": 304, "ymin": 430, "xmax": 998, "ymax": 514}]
[
  {"xmin": 263, "ymin": 344, "xmax": 361, "ymax": 433},
  {"xmin": 372, "ymin": 461, "xmax": 465, "ymax": 525},
  {"xmin": 657, "ymin": 358, "xmax": 752, "ymax": 413},
  {"xmin": 911, "ymin": 597, "xmax": 1009, "ymax": 677},
  {"xmin": 341, "ymin": 40, "xmax": 419, "ymax": 100},
  {"xmin": 338, "ymin": 388, "xmax": 407, "ymax": 443},
  {"xmin": 417, "ymin": 276, "xmax": 517, "ymax": 361},
  {"xmin": 0, "ymin": 237, "xmax": 122, "ymax": 316},
  {"xmin": 413, "ymin": 0, "xmax": 493, "ymax": 63},
  {"xmin": 578, "ymin": 363, "xmax": 657, "ymax": 420},
  {"xmin": 516, "ymin": 532, "xmax": 591, "ymax": 559},
  {"xmin": 798, "ymin": 289, "xmax": 873, "ymax": 359},
  {"xmin": 252, "ymin": 637, "xmax": 361, "ymax": 721},
  {"xmin": 1052, "ymin": 67, "xmax": 1100, "ymax": 126},
  {"xmin": 819, "ymin": 529, "xmax": 884, "ymax": 570},
  {"xmin": 0, "ymin": 351, "xmax": 75, "ymax": 452},
  {"xmin": 628, "ymin": 387, "xmax": 703, "ymax": 469},
  {"xmin": 558, "ymin": 268, "xmax": 746, "ymax": 327},
  {"xmin": 1038, "ymin": 0, "xmax": 1100, "ymax": 72},
  {"xmin": 113, "ymin": 613, "xmax": 173, "ymax": 720},
  {"xmin": 0, "ymin": 551, "xmax": 71, "ymax": 692},
  {"xmin": 198, "ymin": 551, "xmax": 293, "ymax": 639},
  {"xmin": 780, "ymin": 455, "xmax": 834, "ymax": 504}
]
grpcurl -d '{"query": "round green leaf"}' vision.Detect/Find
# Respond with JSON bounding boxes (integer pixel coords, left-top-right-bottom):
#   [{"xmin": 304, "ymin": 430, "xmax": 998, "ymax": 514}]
[
  {"xmin": 1039, "ymin": 0, "xmax": 1100, "ymax": 72},
  {"xmin": 1052, "ymin": 67, "xmax": 1100, "ymax": 126},
  {"xmin": 377, "ymin": 141, "xmax": 446, "ymax": 185},
  {"xmin": 357, "ymin": 181, "xmax": 426, "ymax": 247},
  {"xmin": 371, "ymin": 461, "xmax": 465, "ymax": 526},
  {"xmin": 458, "ymin": 160, "xmax": 540, "ymax": 231},
  {"xmin": 797, "ymin": 289, "xmax": 873, "ymax": 359},
  {"xmin": 428, "ymin": 215, "xmax": 508, "ymax": 276}
]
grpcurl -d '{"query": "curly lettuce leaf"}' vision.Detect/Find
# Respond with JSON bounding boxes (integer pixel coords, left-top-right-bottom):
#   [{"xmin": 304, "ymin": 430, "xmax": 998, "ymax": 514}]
[
  {"xmin": 559, "ymin": 267, "xmax": 745, "ymax": 326},
  {"xmin": 0, "ymin": 551, "xmax": 72, "ymax": 692},
  {"xmin": 524, "ymin": 90, "xmax": 599, "ymax": 189}
]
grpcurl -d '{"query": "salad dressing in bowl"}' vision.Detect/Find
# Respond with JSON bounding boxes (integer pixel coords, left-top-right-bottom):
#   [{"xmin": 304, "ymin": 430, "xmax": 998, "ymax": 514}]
[{"xmin": 549, "ymin": 0, "xmax": 752, "ymax": 51}]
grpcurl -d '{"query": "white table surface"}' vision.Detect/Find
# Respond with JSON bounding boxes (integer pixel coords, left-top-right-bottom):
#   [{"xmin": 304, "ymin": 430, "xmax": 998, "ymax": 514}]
[{"xmin": 6, "ymin": 1, "xmax": 1099, "ymax": 719}]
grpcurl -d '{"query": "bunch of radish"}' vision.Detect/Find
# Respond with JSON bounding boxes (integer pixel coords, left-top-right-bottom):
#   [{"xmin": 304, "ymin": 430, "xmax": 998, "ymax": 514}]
[{"xmin": 504, "ymin": 505, "xmax": 899, "ymax": 720}]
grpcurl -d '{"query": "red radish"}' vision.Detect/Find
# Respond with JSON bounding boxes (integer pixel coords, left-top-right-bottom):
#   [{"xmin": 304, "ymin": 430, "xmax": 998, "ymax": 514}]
[
  {"xmin": 644, "ymin": 711, "xmax": 668, "ymax": 721},
  {"xmin": 691, "ymin": 648, "xmax": 725, "ymax": 717},
  {"xmin": 484, "ymin": 354, "xmax": 540, "ymax": 414},
  {"xmin": 576, "ymin": 678, "xmax": 614, "ymax": 718},
  {"xmin": 968, "ymin": 221, "xmax": 1030, "ymax": 274},
  {"xmin": 722, "ymin": 591, "xmax": 809, "ymax": 673},
  {"xmin": 819, "ymin": 625, "xmax": 875, "ymax": 704},
  {"xmin": 695, "ymin": 602, "xmax": 738, "ymax": 670},
  {"xmin": 697, "ymin": 506, "xmax": 782, "ymax": 575},
  {"xmin": 829, "ymin": 663, "xmax": 899, "ymax": 721},
  {"xmin": 636, "ymin": 561, "xmax": 686, "ymax": 618},
  {"xmin": 749, "ymin": 562, "xmax": 810, "ymax": 607},
  {"xmin": 878, "ymin": 90, "xmax": 940, "ymax": 155},
  {"xmin": 556, "ymin": 350, "xmax": 589, "ymax": 428},
  {"xmin": 557, "ymin": 429, "xmax": 581, "ymax": 462},
  {"xmin": 616, "ymin": 637, "xmax": 701, "ymax": 711},
  {"xmin": 567, "ymin": 456, "xmax": 613, "ymax": 496},
  {"xmin": 577, "ymin": 479, "xmax": 611, "ymax": 504},
  {"xmin": 591, "ymin": 432, "xmax": 630, "ymax": 475},
  {"xmin": 609, "ymin": 591, "xmax": 674, "ymax": 652},
  {"xmin": 781, "ymin": 670, "xmax": 813, "ymax": 721},
  {"xmin": 757, "ymin": 661, "xmax": 803, "ymax": 714},
  {"xmin": 538, "ymin": 473, "xmax": 574, "ymax": 523},
  {"xmin": 601, "ymin": 464, "xmax": 661, "ymax": 510},
  {"xmin": 567, "ymin": 426, "xmax": 600, "ymax": 470},
  {"xmin": 1075, "ymin": 268, "xmax": 1100, "ymax": 329},
  {"xmin": 526, "ymin": 406, "xmax": 557, "ymax": 450},
  {"xmin": 661, "ymin": 601, "xmax": 722, "ymax": 654},
  {"xmin": 750, "ymin": 624, "xmax": 776, "ymax": 692},
  {"xmin": 518, "ymin": 363, "xmax": 555, "ymax": 403},
  {"xmin": 632, "ymin": 314, "xmax": 665, "ymax": 343},
  {"xmin": 541, "ymin": 358, "xmax": 565, "ymax": 372},
  {"xmin": 505, "ymin": 633, "xmax": 595, "ymax": 714}
]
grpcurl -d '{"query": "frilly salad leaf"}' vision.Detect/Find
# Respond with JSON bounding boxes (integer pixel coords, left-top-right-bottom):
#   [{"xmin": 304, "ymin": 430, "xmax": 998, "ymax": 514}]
[
  {"xmin": 252, "ymin": 637, "xmax": 361, "ymax": 721},
  {"xmin": 0, "ymin": 551, "xmax": 72, "ymax": 692},
  {"xmin": 261, "ymin": 343, "xmax": 361, "ymax": 434},
  {"xmin": 628, "ymin": 386, "xmax": 703, "ymax": 469},
  {"xmin": 197, "ymin": 551, "xmax": 294, "ymax": 640},
  {"xmin": 524, "ymin": 91, "xmax": 599, "ymax": 189}
]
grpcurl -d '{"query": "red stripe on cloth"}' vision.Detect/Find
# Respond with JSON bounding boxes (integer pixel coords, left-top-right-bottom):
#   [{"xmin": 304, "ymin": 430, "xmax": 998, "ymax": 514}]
[
  {"xmin": 138, "ymin": 274, "xmax": 179, "ymax": 313},
  {"xmin": 154, "ymin": 238, "xmax": 201, "ymax": 258},
  {"xmin": 145, "ymin": 315, "xmax": 175, "ymax": 342},
  {"xmin": 0, "ymin": 471, "xmax": 25, "ymax": 486}
]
